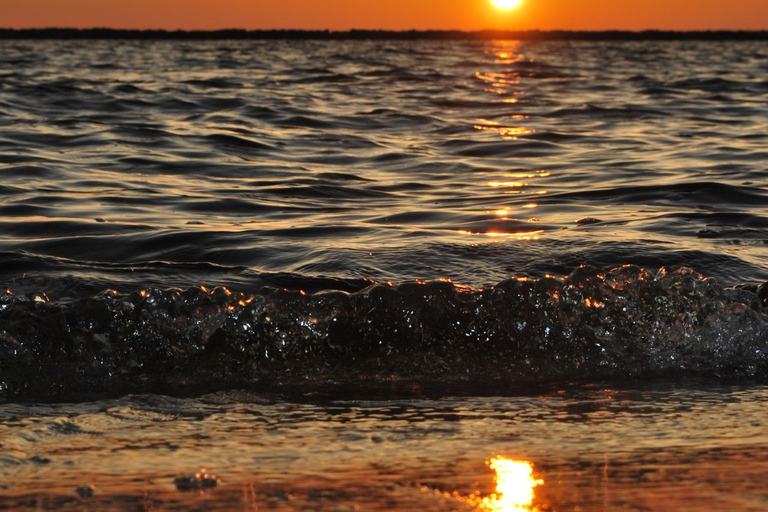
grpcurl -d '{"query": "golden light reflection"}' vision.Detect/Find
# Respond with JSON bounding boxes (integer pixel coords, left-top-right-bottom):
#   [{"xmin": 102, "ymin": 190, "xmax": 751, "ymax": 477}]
[
  {"xmin": 494, "ymin": 51, "xmax": 526, "ymax": 65},
  {"xmin": 432, "ymin": 457, "xmax": 544, "ymax": 511},
  {"xmin": 489, "ymin": 181, "xmax": 524, "ymax": 188},
  {"xmin": 475, "ymin": 72, "xmax": 520, "ymax": 85},
  {"xmin": 505, "ymin": 171, "xmax": 550, "ymax": 179},
  {"xmin": 584, "ymin": 297, "xmax": 605, "ymax": 308},
  {"xmin": 458, "ymin": 229, "xmax": 543, "ymax": 240},
  {"xmin": 474, "ymin": 125, "xmax": 535, "ymax": 140},
  {"xmin": 487, "ymin": 457, "xmax": 543, "ymax": 510}
]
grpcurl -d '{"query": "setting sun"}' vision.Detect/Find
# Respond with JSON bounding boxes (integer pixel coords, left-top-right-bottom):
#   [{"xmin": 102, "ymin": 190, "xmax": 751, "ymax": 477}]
[{"xmin": 491, "ymin": 0, "xmax": 524, "ymax": 10}]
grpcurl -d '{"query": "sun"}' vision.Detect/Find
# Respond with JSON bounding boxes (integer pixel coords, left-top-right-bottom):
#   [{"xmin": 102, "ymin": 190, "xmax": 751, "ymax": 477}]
[{"xmin": 491, "ymin": 0, "xmax": 524, "ymax": 10}]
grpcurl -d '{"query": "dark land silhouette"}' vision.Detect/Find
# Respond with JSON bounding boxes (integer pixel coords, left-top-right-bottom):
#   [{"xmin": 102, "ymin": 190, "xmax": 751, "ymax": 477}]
[{"xmin": 1, "ymin": 28, "xmax": 766, "ymax": 40}]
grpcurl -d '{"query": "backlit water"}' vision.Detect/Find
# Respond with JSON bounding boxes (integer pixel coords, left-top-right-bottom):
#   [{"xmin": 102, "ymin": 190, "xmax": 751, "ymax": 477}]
[
  {"xmin": 0, "ymin": 38, "xmax": 767, "ymax": 511},
  {"xmin": 1, "ymin": 39, "xmax": 766, "ymax": 295}
]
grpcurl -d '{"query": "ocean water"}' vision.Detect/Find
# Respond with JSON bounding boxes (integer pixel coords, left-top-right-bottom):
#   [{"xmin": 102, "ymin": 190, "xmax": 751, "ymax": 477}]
[
  {"xmin": 0, "ymin": 38, "xmax": 767, "ymax": 510},
  {"xmin": 1, "ymin": 39, "xmax": 767, "ymax": 295}
]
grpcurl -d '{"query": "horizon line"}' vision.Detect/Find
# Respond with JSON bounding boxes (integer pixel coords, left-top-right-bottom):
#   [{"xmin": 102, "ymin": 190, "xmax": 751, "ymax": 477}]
[{"xmin": 1, "ymin": 28, "xmax": 767, "ymax": 40}]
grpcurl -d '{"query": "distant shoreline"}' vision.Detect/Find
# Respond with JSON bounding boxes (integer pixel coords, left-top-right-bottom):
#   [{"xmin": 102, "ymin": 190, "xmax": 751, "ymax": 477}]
[{"xmin": 0, "ymin": 28, "xmax": 766, "ymax": 41}]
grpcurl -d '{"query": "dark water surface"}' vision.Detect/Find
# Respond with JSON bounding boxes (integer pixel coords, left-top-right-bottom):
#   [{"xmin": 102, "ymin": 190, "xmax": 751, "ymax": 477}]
[{"xmin": 1, "ymin": 39, "xmax": 766, "ymax": 294}]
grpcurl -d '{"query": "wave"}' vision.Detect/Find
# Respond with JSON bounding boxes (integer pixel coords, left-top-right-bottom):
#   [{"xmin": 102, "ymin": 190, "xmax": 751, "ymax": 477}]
[
  {"xmin": 542, "ymin": 182, "xmax": 768, "ymax": 207},
  {"xmin": 1, "ymin": 266, "xmax": 766, "ymax": 401}
]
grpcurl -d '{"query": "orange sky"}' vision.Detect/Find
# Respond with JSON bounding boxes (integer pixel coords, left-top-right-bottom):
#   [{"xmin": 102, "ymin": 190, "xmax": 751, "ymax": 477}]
[{"xmin": 3, "ymin": 0, "xmax": 768, "ymax": 31}]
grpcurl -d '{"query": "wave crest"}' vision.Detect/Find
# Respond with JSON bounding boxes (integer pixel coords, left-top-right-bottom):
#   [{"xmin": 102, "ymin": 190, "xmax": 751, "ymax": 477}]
[{"xmin": 1, "ymin": 265, "xmax": 766, "ymax": 400}]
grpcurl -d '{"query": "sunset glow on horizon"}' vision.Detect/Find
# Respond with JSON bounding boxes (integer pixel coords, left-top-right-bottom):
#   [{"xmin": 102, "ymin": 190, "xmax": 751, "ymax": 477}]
[{"xmin": 2, "ymin": 0, "xmax": 767, "ymax": 31}]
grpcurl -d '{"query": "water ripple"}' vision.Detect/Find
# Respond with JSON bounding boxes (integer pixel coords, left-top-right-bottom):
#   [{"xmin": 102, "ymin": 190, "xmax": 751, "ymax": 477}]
[{"xmin": 0, "ymin": 38, "xmax": 765, "ymax": 297}]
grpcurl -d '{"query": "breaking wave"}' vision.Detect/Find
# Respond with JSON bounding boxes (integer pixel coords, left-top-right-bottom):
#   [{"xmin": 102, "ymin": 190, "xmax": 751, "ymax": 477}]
[{"xmin": 1, "ymin": 265, "xmax": 766, "ymax": 401}]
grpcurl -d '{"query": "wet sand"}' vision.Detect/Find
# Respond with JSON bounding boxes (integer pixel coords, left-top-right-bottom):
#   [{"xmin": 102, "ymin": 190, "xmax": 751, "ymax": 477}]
[{"xmin": 2, "ymin": 384, "xmax": 767, "ymax": 511}]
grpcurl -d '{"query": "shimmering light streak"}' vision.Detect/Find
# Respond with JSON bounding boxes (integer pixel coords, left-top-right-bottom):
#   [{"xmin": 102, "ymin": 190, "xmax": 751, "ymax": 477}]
[{"xmin": 457, "ymin": 230, "xmax": 543, "ymax": 240}]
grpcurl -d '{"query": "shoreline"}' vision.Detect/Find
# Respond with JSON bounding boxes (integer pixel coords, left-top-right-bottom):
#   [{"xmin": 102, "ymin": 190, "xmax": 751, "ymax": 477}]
[
  {"xmin": 3, "ymin": 387, "xmax": 768, "ymax": 512},
  {"xmin": 1, "ymin": 28, "xmax": 767, "ymax": 40}
]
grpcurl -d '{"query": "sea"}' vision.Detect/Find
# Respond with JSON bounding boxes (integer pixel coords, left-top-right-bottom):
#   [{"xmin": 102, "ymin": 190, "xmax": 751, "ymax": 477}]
[{"xmin": 0, "ymin": 37, "xmax": 767, "ymax": 511}]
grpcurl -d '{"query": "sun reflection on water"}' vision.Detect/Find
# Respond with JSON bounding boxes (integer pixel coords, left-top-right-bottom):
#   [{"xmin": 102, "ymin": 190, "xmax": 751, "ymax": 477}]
[
  {"xmin": 482, "ymin": 457, "xmax": 543, "ymax": 511},
  {"xmin": 431, "ymin": 457, "xmax": 544, "ymax": 511},
  {"xmin": 457, "ymin": 229, "xmax": 543, "ymax": 240}
]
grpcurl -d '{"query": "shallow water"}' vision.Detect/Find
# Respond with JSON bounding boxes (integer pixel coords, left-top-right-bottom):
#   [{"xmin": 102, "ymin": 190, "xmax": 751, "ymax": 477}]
[{"xmin": 1, "ymin": 384, "xmax": 767, "ymax": 511}]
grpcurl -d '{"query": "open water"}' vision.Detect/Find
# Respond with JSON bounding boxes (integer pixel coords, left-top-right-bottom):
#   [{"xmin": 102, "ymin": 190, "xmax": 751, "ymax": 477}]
[{"xmin": 0, "ymin": 38, "xmax": 767, "ymax": 511}]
